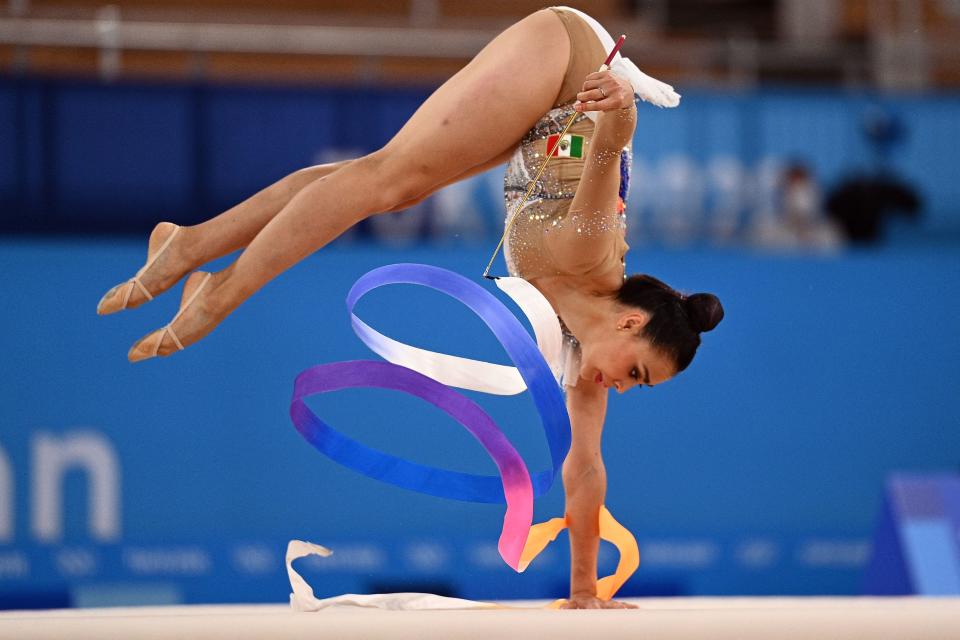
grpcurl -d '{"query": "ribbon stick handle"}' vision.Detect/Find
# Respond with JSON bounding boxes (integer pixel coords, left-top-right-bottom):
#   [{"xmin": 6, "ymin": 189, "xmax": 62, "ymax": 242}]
[{"xmin": 602, "ymin": 34, "xmax": 626, "ymax": 69}]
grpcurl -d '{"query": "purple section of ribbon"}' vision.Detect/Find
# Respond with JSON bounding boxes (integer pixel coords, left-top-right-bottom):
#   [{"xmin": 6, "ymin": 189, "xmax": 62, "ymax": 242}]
[{"xmin": 291, "ymin": 360, "xmax": 534, "ymax": 568}]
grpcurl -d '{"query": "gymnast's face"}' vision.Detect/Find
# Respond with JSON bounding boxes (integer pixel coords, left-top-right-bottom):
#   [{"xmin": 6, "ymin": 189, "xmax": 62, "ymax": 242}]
[{"xmin": 579, "ymin": 312, "xmax": 676, "ymax": 393}]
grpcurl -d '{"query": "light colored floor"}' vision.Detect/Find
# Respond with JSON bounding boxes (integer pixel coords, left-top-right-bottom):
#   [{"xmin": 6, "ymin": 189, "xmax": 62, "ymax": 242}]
[{"xmin": 0, "ymin": 597, "xmax": 959, "ymax": 640}]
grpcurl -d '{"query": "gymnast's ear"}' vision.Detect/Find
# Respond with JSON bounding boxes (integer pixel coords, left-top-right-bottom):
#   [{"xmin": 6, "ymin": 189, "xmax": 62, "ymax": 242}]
[{"xmin": 616, "ymin": 310, "xmax": 649, "ymax": 334}]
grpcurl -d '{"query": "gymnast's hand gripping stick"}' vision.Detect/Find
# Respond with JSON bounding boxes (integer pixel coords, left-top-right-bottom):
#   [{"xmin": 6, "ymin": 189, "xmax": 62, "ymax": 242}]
[{"xmin": 482, "ymin": 34, "xmax": 627, "ymax": 279}]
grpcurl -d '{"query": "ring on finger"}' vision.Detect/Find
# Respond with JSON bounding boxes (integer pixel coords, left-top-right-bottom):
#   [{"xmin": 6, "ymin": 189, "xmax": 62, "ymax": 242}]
[{"xmin": 599, "ymin": 86, "xmax": 607, "ymax": 98}]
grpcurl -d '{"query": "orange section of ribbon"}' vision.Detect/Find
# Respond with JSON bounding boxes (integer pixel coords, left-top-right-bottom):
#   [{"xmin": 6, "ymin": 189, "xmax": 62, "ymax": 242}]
[{"xmin": 517, "ymin": 505, "xmax": 640, "ymax": 601}]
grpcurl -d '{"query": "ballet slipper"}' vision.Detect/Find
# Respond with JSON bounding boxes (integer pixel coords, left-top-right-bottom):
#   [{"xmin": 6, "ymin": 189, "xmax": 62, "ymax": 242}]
[
  {"xmin": 127, "ymin": 271, "xmax": 212, "ymax": 363},
  {"xmin": 97, "ymin": 223, "xmax": 181, "ymax": 315}
]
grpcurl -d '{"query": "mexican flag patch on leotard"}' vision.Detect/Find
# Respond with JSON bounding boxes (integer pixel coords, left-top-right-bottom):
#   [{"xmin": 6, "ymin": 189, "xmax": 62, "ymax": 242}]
[{"xmin": 546, "ymin": 133, "xmax": 584, "ymax": 158}]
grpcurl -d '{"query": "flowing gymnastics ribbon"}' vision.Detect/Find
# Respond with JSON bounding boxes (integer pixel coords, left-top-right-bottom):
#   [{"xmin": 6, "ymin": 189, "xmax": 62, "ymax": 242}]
[
  {"xmin": 342, "ymin": 263, "xmax": 570, "ymax": 500},
  {"xmin": 290, "ymin": 264, "xmax": 639, "ymax": 595},
  {"xmin": 291, "ymin": 360, "xmax": 535, "ymax": 567},
  {"xmin": 291, "ymin": 265, "xmax": 567, "ymax": 568},
  {"xmin": 349, "ymin": 267, "xmax": 566, "ymax": 394},
  {"xmin": 520, "ymin": 506, "xmax": 640, "ymax": 601}
]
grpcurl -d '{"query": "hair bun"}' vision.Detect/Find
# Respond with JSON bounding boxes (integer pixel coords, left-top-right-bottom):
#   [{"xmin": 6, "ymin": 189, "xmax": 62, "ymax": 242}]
[{"xmin": 683, "ymin": 293, "xmax": 724, "ymax": 333}]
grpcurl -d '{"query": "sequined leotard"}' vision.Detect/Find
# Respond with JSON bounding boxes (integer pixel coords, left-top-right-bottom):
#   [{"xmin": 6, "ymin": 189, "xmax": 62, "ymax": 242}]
[
  {"xmin": 503, "ymin": 104, "xmax": 630, "ymax": 281},
  {"xmin": 503, "ymin": 102, "xmax": 632, "ymax": 388},
  {"xmin": 498, "ymin": 5, "xmax": 645, "ymax": 388}
]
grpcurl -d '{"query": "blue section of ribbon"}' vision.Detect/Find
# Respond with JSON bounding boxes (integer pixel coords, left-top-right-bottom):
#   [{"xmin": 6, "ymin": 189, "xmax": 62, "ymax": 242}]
[
  {"xmin": 290, "ymin": 263, "xmax": 571, "ymax": 504},
  {"xmin": 291, "ymin": 360, "xmax": 520, "ymax": 502}
]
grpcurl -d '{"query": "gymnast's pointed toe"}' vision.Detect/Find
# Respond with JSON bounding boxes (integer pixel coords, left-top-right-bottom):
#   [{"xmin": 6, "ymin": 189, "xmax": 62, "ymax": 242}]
[
  {"xmin": 127, "ymin": 271, "xmax": 214, "ymax": 363},
  {"xmin": 127, "ymin": 330, "xmax": 165, "ymax": 363},
  {"xmin": 97, "ymin": 222, "xmax": 183, "ymax": 316},
  {"xmin": 97, "ymin": 282, "xmax": 132, "ymax": 315}
]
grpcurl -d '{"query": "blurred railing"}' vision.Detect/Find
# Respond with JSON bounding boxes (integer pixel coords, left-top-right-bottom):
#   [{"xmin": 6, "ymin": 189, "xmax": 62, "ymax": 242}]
[
  {"xmin": 2, "ymin": 9, "xmax": 960, "ymax": 89},
  {"xmin": 0, "ymin": 13, "xmax": 495, "ymax": 57},
  {"xmin": 0, "ymin": 14, "xmax": 872, "ymax": 88}
]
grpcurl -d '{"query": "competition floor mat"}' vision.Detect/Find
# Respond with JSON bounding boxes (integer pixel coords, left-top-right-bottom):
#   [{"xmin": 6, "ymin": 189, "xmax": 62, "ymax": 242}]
[{"xmin": 0, "ymin": 597, "xmax": 958, "ymax": 640}]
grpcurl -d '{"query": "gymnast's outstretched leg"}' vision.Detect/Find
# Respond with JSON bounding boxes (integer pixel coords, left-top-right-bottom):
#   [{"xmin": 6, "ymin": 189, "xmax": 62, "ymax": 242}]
[
  {"xmin": 128, "ymin": 8, "xmax": 571, "ymax": 360},
  {"xmin": 99, "ymin": 147, "xmax": 509, "ymax": 315}
]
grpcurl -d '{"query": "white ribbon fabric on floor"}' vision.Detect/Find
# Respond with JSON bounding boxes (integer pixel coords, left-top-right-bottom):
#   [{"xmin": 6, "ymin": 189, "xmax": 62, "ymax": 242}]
[{"xmin": 286, "ymin": 540, "xmax": 497, "ymax": 611}]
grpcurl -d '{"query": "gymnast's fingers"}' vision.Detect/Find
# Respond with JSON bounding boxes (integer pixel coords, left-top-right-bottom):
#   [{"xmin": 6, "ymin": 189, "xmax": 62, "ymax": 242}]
[
  {"xmin": 574, "ymin": 94, "xmax": 621, "ymax": 112},
  {"xmin": 579, "ymin": 78, "xmax": 602, "ymax": 92},
  {"xmin": 576, "ymin": 88, "xmax": 608, "ymax": 104},
  {"xmin": 574, "ymin": 100, "xmax": 600, "ymax": 112},
  {"xmin": 575, "ymin": 87, "xmax": 633, "ymax": 112},
  {"xmin": 559, "ymin": 595, "xmax": 636, "ymax": 609},
  {"xmin": 584, "ymin": 70, "xmax": 610, "ymax": 82}
]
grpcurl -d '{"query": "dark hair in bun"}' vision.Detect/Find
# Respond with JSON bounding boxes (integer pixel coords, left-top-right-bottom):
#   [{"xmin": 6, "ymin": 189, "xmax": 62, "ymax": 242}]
[
  {"xmin": 615, "ymin": 275, "xmax": 724, "ymax": 373},
  {"xmin": 682, "ymin": 293, "xmax": 725, "ymax": 334}
]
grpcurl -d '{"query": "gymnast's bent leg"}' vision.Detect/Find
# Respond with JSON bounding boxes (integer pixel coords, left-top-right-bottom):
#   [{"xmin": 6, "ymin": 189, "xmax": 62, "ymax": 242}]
[{"xmin": 128, "ymin": 9, "xmax": 571, "ymax": 359}]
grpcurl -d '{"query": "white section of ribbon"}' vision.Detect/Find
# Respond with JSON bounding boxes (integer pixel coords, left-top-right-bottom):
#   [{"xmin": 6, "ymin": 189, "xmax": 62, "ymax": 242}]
[
  {"xmin": 286, "ymin": 540, "xmax": 332, "ymax": 611},
  {"xmin": 352, "ymin": 316, "xmax": 527, "ymax": 395},
  {"xmin": 555, "ymin": 5, "xmax": 681, "ymax": 117},
  {"xmin": 286, "ymin": 540, "xmax": 496, "ymax": 611},
  {"xmin": 351, "ymin": 276, "xmax": 564, "ymax": 394},
  {"xmin": 493, "ymin": 276, "xmax": 565, "ymax": 384}
]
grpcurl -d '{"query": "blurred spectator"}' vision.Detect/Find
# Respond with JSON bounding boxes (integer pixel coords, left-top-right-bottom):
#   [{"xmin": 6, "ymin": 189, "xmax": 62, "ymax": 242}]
[
  {"xmin": 825, "ymin": 174, "xmax": 921, "ymax": 243},
  {"xmin": 825, "ymin": 107, "xmax": 922, "ymax": 244},
  {"xmin": 782, "ymin": 162, "xmax": 844, "ymax": 248},
  {"xmin": 750, "ymin": 160, "xmax": 843, "ymax": 251}
]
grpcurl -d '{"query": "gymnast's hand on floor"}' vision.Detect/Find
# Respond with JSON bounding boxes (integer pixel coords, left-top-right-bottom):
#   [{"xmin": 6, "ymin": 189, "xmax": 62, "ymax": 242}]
[
  {"xmin": 558, "ymin": 594, "xmax": 638, "ymax": 610},
  {"xmin": 574, "ymin": 70, "xmax": 634, "ymax": 112}
]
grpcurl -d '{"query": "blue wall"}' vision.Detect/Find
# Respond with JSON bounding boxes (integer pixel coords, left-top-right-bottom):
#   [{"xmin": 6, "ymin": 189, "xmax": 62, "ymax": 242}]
[
  {"xmin": 2, "ymin": 77, "xmax": 960, "ymax": 237},
  {"xmin": 0, "ymin": 240, "xmax": 958, "ymax": 605}
]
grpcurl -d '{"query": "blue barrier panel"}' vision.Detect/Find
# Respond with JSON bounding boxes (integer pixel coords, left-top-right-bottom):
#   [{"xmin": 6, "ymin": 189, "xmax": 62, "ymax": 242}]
[
  {"xmin": 2, "ymin": 77, "xmax": 959, "ymax": 237},
  {"xmin": 0, "ymin": 85, "xmax": 17, "ymax": 210},
  {"xmin": 50, "ymin": 83, "xmax": 196, "ymax": 225},
  {"xmin": 864, "ymin": 474, "xmax": 960, "ymax": 595},
  {"xmin": 200, "ymin": 87, "xmax": 338, "ymax": 209}
]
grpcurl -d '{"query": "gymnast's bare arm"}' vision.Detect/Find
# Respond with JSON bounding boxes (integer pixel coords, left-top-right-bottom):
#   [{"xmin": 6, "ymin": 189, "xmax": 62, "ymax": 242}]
[
  {"xmin": 559, "ymin": 380, "xmax": 637, "ymax": 609},
  {"xmin": 546, "ymin": 72, "xmax": 638, "ymax": 275}
]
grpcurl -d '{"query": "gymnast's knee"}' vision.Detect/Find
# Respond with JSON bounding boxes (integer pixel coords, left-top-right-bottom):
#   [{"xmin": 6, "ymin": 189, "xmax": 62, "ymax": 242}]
[
  {"xmin": 361, "ymin": 148, "xmax": 438, "ymax": 213},
  {"xmin": 291, "ymin": 159, "xmax": 351, "ymax": 180}
]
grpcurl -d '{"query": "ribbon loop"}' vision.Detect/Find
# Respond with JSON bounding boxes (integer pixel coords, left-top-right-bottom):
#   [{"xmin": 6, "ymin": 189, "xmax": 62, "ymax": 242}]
[
  {"xmin": 343, "ymin": 264, "xmax": 570, "ymax": 499},
  {"xmin": 290, "ymin": 263, "xmax": 640, "ymax": 594}
]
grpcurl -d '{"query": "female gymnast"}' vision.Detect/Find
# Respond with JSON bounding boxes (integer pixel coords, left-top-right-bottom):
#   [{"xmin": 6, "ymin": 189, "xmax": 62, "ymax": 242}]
[{"xmin": 96, "ymin": 6, "xmax": 723, "ymax": 609}]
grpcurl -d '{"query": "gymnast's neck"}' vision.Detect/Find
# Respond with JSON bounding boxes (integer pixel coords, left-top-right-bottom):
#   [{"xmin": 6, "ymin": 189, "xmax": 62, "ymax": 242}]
[{"xmin": 527, "ymin": 275, "xmax": 621, "ymax": 343}]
